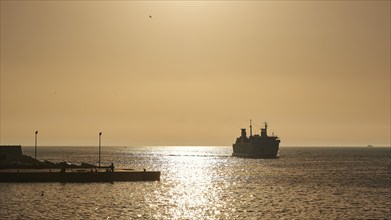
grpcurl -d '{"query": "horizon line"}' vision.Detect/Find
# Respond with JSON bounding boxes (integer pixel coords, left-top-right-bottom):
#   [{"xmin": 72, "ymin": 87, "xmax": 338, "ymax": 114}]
[{"xmin": 2, "ymin": 145, "xmax": 390, "ymax": 148}]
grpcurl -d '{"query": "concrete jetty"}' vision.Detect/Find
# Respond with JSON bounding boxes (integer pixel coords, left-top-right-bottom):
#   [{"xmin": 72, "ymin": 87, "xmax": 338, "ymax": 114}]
[{"xmin": 0, "ymin": 168, "xmax": 161, "ymax": 182}]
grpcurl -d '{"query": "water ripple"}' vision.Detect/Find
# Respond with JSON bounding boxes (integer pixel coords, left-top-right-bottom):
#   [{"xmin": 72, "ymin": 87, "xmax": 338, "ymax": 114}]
[{"xmin": 1, "ymin": 146, "xmax": 390, "ymax": 219}]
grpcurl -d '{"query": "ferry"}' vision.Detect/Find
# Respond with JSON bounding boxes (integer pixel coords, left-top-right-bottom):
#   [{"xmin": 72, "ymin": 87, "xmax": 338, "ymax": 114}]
[{"xmin": 232, "ymin": 121, "xmax": 280, "ymax": 158}]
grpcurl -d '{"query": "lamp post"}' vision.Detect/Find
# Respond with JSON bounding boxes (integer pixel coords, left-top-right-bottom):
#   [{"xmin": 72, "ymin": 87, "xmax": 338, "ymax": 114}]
[
  {"xmin": 34, "ymin": 130, "xmax": 38, "ymax": 165},
  {"xmin": 99, "ymin": 132, "xmax": 102, "ymax": 167}
]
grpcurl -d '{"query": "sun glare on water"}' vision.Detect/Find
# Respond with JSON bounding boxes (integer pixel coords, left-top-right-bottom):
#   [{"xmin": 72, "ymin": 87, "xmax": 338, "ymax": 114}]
[{"xmin": 145, "ymin": 146, "xmax": 230, "ymax": 218}]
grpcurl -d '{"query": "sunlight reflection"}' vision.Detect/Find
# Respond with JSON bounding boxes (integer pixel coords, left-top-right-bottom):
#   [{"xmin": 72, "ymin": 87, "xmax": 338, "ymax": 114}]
[{"xmin": 157, "ymin": 146, "xmax": 227, "ymax": 219}]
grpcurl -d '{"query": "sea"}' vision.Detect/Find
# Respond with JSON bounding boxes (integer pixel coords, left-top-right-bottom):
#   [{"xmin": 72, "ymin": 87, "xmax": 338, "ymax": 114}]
[{"xmin": 1, "ymin": 146, "xmax": 390, "ymax": 219}]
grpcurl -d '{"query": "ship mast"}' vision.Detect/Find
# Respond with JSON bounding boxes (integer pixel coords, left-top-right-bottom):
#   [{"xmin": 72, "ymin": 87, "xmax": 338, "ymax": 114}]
[
  {"xmin": 260, "ymin": 121, "xmax": 268, "ymax": 137},
  {"xmin": 250, "ymin": 119, "xmax": 253, "ymax": 137}
]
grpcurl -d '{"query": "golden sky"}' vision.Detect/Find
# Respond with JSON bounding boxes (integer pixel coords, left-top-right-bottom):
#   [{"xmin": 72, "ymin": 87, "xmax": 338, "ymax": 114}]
[{"xmin": 1, "ymin": 1, "xmax": 390, "ymax": 146}]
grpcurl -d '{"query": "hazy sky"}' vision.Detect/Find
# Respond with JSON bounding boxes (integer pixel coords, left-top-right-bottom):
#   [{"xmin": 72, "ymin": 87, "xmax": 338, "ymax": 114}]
[{"xmin": 1, "ymin": 1, "xmax": 390, "ymax": 147}]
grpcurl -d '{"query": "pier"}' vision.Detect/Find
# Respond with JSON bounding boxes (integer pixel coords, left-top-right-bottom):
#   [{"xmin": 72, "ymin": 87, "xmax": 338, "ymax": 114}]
[{"xmin": 0, "ymin": 168, "xmax": 161, "ymax": 182}]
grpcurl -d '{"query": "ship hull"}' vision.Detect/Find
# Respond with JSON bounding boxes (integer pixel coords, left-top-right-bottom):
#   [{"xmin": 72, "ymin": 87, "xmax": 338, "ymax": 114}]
[{"xmin": 232, "ymin": 141, "xmax": 279, "ymax": 158}]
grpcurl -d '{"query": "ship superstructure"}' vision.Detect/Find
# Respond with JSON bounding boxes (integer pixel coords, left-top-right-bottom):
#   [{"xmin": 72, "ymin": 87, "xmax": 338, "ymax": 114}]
[{"xmin": 232, "ymin": 121, "xmax": 280, "ymax": 158}]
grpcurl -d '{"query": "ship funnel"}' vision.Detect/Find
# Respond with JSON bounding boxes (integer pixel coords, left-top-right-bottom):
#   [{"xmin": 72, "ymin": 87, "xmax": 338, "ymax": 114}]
[{"xmin": 241, "ymin": 128, "xmax": 247, "ymax": 138}]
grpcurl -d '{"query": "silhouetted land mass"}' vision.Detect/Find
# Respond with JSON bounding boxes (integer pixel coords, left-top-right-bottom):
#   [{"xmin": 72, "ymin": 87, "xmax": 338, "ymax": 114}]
[{"xmin": 0, "ymin": 145, "xmax": 94, "ymax": 169}]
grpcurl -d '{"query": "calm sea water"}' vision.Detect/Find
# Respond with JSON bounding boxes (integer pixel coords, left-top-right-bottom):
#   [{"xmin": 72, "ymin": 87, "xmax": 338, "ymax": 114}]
[{"xmin": 1, "ymin": 146, "xmax": 390, "ymax": 219}]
